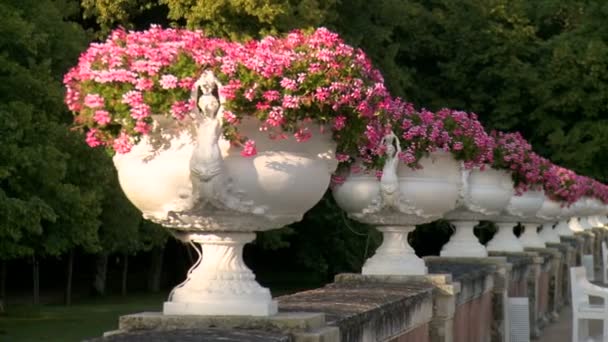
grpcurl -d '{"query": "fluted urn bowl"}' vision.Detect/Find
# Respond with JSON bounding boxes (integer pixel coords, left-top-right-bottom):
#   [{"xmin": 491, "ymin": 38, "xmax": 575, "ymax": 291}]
[
  {"xmin": 536, "ymin": 197, "xmax": 562, "ymax": 220},
  {"xmin": 114, "ymin": 117, "xmax": 337, "ymax": 231},
  {"xmin": 445, "ymin": 167, "xmax": 514, "ymax": 221},
  {"xmin": 333, "ymin": 151, "xmax": 461, "ymax": 225},
  {"xmin": 507, "ymin": 190, "xmax": 545, "ymax": 218}
]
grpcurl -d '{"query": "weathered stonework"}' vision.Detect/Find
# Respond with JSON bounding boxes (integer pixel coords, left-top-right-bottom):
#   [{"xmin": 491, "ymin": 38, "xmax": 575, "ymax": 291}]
[
  {"xmin": 488, "ymin": 251, "xmax": 542, "ymax": 339},
  {"xmin": 425, "ymin": 256, "xmax": 505, "ymax": 342},
  {"xmin": 334, "ymin": 273, "xmax": 459, "ymax": 342},
  {"xmin": 279, "ymin": 276, "xmax": 434, "ymax": 342},
  {"xmin": 525, "ymin": 247, "xmax": 561, "ymax": 326}
]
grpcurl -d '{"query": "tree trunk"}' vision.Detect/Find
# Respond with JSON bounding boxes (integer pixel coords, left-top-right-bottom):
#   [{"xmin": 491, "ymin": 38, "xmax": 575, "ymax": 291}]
[
  {"xmin": 0, "ymin": 260, "xmax": 6, "ymax": 313},
  {"xmin": 65, "ymin": 251, "xmax": 74, "ymax": 306},
  {"xmin": 147, "ymin": 247, "xmax": 164, "ymax": 293},
  {"xmin": 93, "ymin": 253, "xmax": 108, "ymax": 296},
  {"xmin": 121, "ymin": 254, "xmax": 128, "ymax": 297},
  {"xmin": 32, "ymin": 255, "xmax": 40, "ymax": 305}
]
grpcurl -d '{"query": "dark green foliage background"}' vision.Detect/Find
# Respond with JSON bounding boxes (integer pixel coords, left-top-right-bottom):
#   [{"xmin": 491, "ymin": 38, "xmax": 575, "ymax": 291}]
[{"xmin": 1, "ymin": 0, "xmax": 607, "ymax": 283}]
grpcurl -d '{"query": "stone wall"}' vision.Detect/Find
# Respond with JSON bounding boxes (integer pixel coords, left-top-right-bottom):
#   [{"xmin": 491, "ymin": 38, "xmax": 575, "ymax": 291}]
[{"xmin": 94, "ymin": 230, "xmax": 591, "ymax": 342}]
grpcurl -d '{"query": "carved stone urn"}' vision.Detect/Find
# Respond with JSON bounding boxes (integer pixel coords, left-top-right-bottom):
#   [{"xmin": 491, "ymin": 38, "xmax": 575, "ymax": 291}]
[
  {"xmin": 537, "ymin": 198, "xmax": 563, "ymax": 244},
  {"xmin": 113, "ymin": 71, "xmax": 337, "ymax": 316},
  {"xmin": 487, "ymin": 190, "xmax": 545, "ymax": 252},
  {"xmin": 332, "ymin": 141, "xmax": 461, "ymax": 275},
  {"xmin": 441, "ymin": 167, "xmax": 514, "ymax": 257}
]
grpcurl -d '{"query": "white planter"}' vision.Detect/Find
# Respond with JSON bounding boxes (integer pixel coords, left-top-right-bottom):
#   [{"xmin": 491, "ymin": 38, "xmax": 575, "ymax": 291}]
[
  {"xmin": 333, "ymin": 148, "xmax": 461, "ymax": 275},
  {"xmin": 113, "ymin": 72, "xmax": 337, "ymax": 316},
  {"xmin": 488, "ymin": 190, "xmax": 545, "ymax": 252},
  {"xmin": 442, "ymin": 167, "xmax": 514, "ymax": 257}
]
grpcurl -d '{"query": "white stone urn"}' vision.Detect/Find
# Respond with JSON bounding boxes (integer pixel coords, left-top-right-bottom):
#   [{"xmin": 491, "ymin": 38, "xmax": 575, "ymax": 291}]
[
  {"xmin": 113, "ymin": 71, "xmax": 337, "ymax": 316},
  {"xmin": 333, "ymin": 141, "xmax": 461, "ymax": 275},
  {"xmin": 537, "ymin": 198, "xmax": 563, "ymax": 244},
  {"xmin": 487, "ymin": 190, "xmax": 545, "ymax": 252},
  {"xmin": 441, "ymin": 167, "xmax": 514, "ymax": 257}
]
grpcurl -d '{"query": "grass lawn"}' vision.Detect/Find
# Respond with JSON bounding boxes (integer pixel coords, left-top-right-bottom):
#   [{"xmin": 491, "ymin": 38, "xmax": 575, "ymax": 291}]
[
  {"xmin": 0, "ymin": 293, "xmax": 165, "ymax": 342},
  {"xmin": 0, "ymin": 273, "xmax": 324, "ymax": 341}
]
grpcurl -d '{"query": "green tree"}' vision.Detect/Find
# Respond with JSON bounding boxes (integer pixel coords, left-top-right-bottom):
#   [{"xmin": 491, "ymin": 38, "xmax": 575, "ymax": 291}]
[{"xmin": 0, "ymin": 0, "xmax": 112, "ymax": 305}]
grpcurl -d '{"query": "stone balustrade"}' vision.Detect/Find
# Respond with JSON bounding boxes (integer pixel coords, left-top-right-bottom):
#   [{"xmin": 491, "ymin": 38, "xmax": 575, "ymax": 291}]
[{"xmin": 94, "ymin": 224, "xmax": 593, "ymax": 342}]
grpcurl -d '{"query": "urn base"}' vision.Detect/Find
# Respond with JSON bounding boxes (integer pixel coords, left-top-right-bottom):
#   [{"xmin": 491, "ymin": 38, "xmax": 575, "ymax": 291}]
[
  {"xmin": 441, "ymin": 220, "xmax": 487, "ymax": 257},
  {"xmin": 362, "ymin": 226, "xmax": 427, "ymax": 276},
  {"xmin": 487, "ymin": 222, "xmax": 524, "ymax": 252},
  {"xmin": 519, "ymin": 223, "xmax": 546, "ymax": 248},
  {"xmin": 163, "ymin": 232, "xmax": 278, "ymax": 316}
]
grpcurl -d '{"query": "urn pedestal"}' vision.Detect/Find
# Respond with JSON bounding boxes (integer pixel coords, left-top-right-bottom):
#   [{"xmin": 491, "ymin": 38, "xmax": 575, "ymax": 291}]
[
  {"xmin": 487, "ymin": 190, "xmax": 546, "ymax": 252},
  {"xmin": 441, "ymin": 167, "xmax": 514, "ymax": 257}
]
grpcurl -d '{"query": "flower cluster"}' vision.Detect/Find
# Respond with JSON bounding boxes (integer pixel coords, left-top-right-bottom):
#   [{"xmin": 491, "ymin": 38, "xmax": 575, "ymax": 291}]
[
  {"xmin": 490, "ymin": 131, "xmax": 547, "ymax": 194},
  {"xmin": 371, "ymin": 99, "xmax": 494, "ymax": 170},
  {"xmin": 542, "ymin": 165, "xmax": 585, "ymax": 204},
  {"xmin": 64, "ymin": 25, "xmax": 389, "ymax": 159},
  {"xmin": 65, "ymin": 26, "xmax": 608, "ymax": 203}
]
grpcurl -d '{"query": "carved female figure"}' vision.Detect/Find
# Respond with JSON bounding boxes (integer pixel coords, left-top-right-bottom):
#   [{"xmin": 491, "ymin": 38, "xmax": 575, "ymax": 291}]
[
  {"xmin": 379, "ymin": 131, "xmax": 401, "ymax": 208},
  {"xmin": 189, "ymin": 71, "xmax": 228, "ymax": 208}
]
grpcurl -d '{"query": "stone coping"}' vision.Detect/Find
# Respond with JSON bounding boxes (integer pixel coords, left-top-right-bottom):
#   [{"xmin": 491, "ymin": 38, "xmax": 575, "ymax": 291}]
[
  {"xmin": 546, "ymin": 242, "xmax": 572, "ymax": 254},
  {"xmin": 117, "ymin": 311, "xmax": 326, "ymax": 333},
  {"xmin": 277, "ymin": 278, "xmax": 433, "ymax": 325},
  {"xmin": 423, "ymin": 257, "xmax": 496, "ymax": 282},
  {"xmin": 87, "ymin": 328, "xmax": 290, "ymax": 342},
  {"xmin": 277, "ymin": 276, "xmax": 434, "ymax": 341},
  {"xmin": 487, "ymin": 251, "xmax": 541, "ymax": 267}
]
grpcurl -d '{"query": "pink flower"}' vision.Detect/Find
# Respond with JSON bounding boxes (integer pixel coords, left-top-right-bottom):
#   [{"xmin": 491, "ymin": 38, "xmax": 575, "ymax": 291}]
[
  {"xmin": 84, "ymin": 94, "xmax": 104, "ymax": 108},
  {"xmin": 281, "ymin": 95, "xmax": 299, "ymax": 109},
  {"xmin": 280, "ymin": 78, "xmax": 297, "ymax": 91},
  {"xmin": 130, "ymin": 104, "xmax": 151, "ymax": 119},
  {"xmin": 85, "ymin": 129, "xmax": 102, "ymax": 147},
  {"xmin": 178, "ymin": 77, "xmax": 195, "ymax": 89},
  {"xmin": 93, "ymin": 110, "xmax": 111, "ymax": 126},
  {"xmin": 159, "ymin": 74, "xmax": 178, "ymax": 89},
  {"xmin": 333, "ymin": 116, "xmax": 346, "ymax": 131},
  {"xmin": 266, "ymin": 107, "xmax": 285, "ymax": 127},
  {"xmin": 170, "ymin": 100, "xmax": 192, "ymax": 120},
  {"xmin": 263, "ymin": 90, "xmax": 280, "ymax": 102},
  {"xmin": 223, "ymin": 110, "xmax": 239, "ymax": 124},
  {"xmin": 134, "ymin": 120, "xmax": 150, "ymax": 134},
  {"xmin": 135, "ymin": 78, "xmax": 154, "ymax": 90},
  {"xmin": 294, "ymin": 128, "xmax": 312, "ymax": 142},
  {"xmin": 122, "ymin": 91, "xmax": 144, "ymax": 106},
  {"xmin": 113, "ymin": 132, "xmax": 132, "ymax": 154},
  {"xmin": 244, "ymin": 87, "xmax": 257, "ymax": 101},
  {"xmin": 241, "ymin": 140, "xmax": 257, "ymax": 157},
  {"xmin": 336, "ymin": 154, "xmax": 350, "ymax": 162}
]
